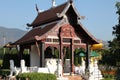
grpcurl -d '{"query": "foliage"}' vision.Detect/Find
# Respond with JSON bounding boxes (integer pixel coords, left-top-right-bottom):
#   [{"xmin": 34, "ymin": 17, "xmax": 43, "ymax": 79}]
[
  {"xmin": 0, "ymin": 47, "xmax": 20, "ymax": 66},
  {"xmin": 103, "ymin": 2, "xmax": 120, "ymax": 67},
  {"xmin": 45, "ymin": 47, "xmax": 59, "ymax": 58},
  {"xmin": 101, "ymin": 73, "xmax": 115, "ymax": 80},
  {"xmin": 115, "ymin": 68, "xmax": 120, "ymax": 80},
  {"xmin": 2, "ymin": 53, "xmax": 20, "ymax": 69},
  {"xmin": 102, "ymin": 78, "xmax": 114, "ymax": 80},
  {"xmin": 0, "ymin": 69, "xmax": 10, "ymax": 76},
  {"xmin": 0, "ymin": 47, "xmax": 4, "ymax": 59},
  {"xmin": 74, "ymin": 48, "xmax": 85, "ymax": 66},
  {"xmin": 106, "ymin": 2, "xmax": 120, "ymax": 80},
  {"xmin": 100, "ymin": 50, "xmax": 116, "ymax": 66},
  {"xmin": 0, "ymin": 60, "xmax": 3, "ymax": 68},
  {"xmin": 23, "ymin": 49, "xmax": 30, "ymax": 54},
  {"xmin": 9, "ymin": 48, "xmax": 18, "ymax": 54},
  {"xmin": 103, "ymin": 74, "xmax": 114, "ymax": 79},
  {"xmin": 16, "ymin": 73, "xmax": 57, "ymax": 80},
  {"xmin": 2, "ymin": 53, "xmax": 30, "ymax": 69},
  {"xmin": 112, "ymin": 2, "xmax": 120, "ymax": 40},
  {"xmin": 110, "ymin": 1, "xmax": 120, "ymax": 52},
  {"xmin": 54, "ymin": 49, "xmax": 59, "ymax": 58}
]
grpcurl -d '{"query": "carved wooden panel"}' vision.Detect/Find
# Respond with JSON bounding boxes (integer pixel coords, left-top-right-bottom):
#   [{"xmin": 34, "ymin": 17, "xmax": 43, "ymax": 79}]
[{"xmin": 60, "ymin": 24, "xmax": 76, "ymax": 38}]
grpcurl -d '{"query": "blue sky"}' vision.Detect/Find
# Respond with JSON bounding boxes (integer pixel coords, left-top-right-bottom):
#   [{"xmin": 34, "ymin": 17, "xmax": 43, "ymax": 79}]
[{"xmin": 0, "ymin": 0, "xmax": 119, "ymax": 41}]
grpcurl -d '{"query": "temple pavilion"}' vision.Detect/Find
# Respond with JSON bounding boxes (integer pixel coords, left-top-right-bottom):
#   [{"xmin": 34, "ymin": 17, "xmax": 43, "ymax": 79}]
[{"xmin": 14, "ymin": 0, "xmax": 99, "ymax": 75}]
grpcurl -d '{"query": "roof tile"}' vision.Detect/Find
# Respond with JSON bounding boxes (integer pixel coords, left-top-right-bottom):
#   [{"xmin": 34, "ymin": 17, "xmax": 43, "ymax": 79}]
[
  {"xmin": 15, "ymin": 22, "xmax": 57, "ymax": 44},
  {"xmin": 30, "ymin": 2, "xmax": 68, "ymax": 27}
]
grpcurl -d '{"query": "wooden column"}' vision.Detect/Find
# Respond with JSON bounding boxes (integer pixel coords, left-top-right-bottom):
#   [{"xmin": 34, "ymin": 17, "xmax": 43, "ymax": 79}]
[
  {"xmin": 35, "ymin": 41, "xmax": 40, "ymax": 56},
  {"xmin": 71, "ymin": 38, "xmax": 74, "ymax": 74},
  {"xmin": 52, "ymin": 47, "xmax": 55, "ymax": 55},
  {"xmin": 85, "ymin": 43, "xmax": 90, "ymax": 78},
  {"xmin": 60, "ymin": 37, "xmax": 63, "ymax": 74},
  {"xmin": 40, "ymin": 41, "xmax": 45, "ymax": 67},
  {"xmin": 19, "ymin": 45, "xmax": 24, "ymax": 59}
]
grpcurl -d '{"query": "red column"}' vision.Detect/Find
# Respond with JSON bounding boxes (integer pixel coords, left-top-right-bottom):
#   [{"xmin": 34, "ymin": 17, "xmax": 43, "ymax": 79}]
[
  {"xmin": 71, "ymin": 38, "xmax": 74, "ymax": 74},
  {"xmin": 60, "ymin": 38, "xmax": 63, "ymax": 75}
]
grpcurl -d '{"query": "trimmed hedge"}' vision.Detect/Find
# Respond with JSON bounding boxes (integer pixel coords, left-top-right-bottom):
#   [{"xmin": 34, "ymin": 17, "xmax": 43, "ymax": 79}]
[
  {"xmin": 16, "ymin": 73, "xmax": 57, "ymax": 80},
  {"xmin": 0, "ymin": 69, "xmax": 10, "ymax": 76}
]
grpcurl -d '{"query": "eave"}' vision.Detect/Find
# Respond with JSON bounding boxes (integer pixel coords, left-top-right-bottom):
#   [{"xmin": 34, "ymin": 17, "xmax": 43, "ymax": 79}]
[
  {"xmin": 76, "ymin": 22, "xmax": 99, "ymax": 44},
  {"xmin": 14, "ymin": 22, "xmax": 58, "ymax": 45},
  {"xmin": 28, "ymin": 1, "xmax": 81, "ymax": 27}
]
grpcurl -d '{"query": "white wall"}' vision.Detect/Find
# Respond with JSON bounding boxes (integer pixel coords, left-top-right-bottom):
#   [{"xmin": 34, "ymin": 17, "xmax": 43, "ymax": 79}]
[{"xmin": 30, "ymin": 45, "xmax": 40, "ymax": 67}]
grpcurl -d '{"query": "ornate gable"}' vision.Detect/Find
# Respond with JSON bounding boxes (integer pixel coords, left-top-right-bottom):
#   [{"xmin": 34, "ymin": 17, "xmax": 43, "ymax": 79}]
[{"xmin": 60, "ymin": 24, "xmax": 76, "ymax": 38}]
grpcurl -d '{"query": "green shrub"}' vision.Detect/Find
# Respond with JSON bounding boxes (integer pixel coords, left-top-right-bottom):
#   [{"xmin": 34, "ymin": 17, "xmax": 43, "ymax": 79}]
[
  {"xmin": 102, "ymin": 74, "xmax": 115, "ymax": 80},
  {"xmin": 115, "ymin": 68, "xmax": 120, "ymax": 80},
  {"xmin": 0, "ymin": 69, "xmax": 10, "ymax": 76},
  {"xmin": 2, "ymin": 53, "xmax": 30, "ymax": 69},
  {"xmin": 102, "ymin": 78, "xmax": 114, "ymax": 80},
  {"xmin": 0, "ymin": 60, "xmax": 3, "ymax": 67},
  {"xmin": 16, "ymin": 73, "xmax": 57, "ymax": 80},
  {"xmin": 0, "ymin": 47, "xmax": 4, "ymax": 59},
  {"xmin": 2, "ymin": 53, "xmax": 20, "ymax": 69}
]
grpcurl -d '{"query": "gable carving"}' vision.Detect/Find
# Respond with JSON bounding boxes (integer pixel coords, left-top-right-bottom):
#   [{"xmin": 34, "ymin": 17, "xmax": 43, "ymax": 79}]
[{"xmin": 60, "ymin": 24, "xmax": 76, "ymax": 38}]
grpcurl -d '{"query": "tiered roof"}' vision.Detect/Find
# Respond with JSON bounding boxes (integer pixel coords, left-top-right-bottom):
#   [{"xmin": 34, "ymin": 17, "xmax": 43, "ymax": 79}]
[
  {"xmin": 28, "ymin": 2, "xmax": 68, "ymax": 27},
  {"xmin": 14, "ymin": 1, "xmax": 99, "ymax": 45}
]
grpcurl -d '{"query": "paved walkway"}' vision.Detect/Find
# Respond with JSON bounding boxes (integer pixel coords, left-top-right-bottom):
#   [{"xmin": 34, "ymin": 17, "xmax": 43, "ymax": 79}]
[{"xmin": 64, "ymin": 75, "xmax": 83, "ymax": 80}]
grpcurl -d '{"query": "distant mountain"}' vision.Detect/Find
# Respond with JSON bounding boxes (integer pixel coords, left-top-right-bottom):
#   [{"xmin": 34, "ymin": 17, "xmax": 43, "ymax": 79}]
[{"xmin": 0, "ymin": 26, "xmax": 27, "ymax": 46}]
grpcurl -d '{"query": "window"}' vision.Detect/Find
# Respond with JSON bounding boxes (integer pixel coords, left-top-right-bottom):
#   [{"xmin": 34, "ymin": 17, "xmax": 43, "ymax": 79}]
[
  {"xmin": 63, "ymin": 38, "xmax": 71, "ymax": 43},
  {"xmin": 74, "ymin": 40, "xmax": 80, "ymax": 43},
  {"xmin": 53, "ymin": 39, "xmax": 59, "ymax": 42},
  {"xmin": 46, "ymin": 38, "xmax": 52, "ymax": 42}
]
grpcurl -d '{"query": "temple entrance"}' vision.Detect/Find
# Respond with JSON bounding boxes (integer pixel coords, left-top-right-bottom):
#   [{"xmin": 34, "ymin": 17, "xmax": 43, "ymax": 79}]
[{"xmin": 63, "ymin": 46, "xmax": 71, "ymax": 73}]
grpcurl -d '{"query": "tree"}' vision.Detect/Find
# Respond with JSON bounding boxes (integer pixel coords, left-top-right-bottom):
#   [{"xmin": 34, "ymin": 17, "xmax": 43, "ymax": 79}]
[
  {"xmin": 108, "ymin": 2, "xmax": 120, "ymax": 66},
  {"xmin": 112, "ymin": 2, "xmax": 120, "ymax": 42},
  {"xmin": 109, "ymin": 2, "xmax": 120, "ymax": 53}
]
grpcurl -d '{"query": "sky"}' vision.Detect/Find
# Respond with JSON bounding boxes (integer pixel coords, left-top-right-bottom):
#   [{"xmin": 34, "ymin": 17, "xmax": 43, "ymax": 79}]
[{"xmin": 0, "ymin": 0, "xmax": 119, "ymax": 41}]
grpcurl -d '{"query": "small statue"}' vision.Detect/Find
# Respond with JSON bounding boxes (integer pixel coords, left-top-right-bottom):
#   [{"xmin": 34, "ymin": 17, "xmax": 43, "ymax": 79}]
[{"xmin": 9, "ymin": 60, "xmax": 20, "ymax": 76}]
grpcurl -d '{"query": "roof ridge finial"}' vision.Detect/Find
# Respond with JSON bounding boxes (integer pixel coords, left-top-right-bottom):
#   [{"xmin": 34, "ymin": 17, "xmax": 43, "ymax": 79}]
[
  {"xmin": 35, "ymin": 4, "xmax": 44, "ymax": 13},
  {"xmin": 68, "ymin": 0, "xmax": 73, "ymax": 3},
  {"xmin": 35, "ymin": 4, "xmax": 40, "ymax": 13},
  {"xmin": 52, "ymin": 0, "xmax": 56, "ymax": 7}
]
